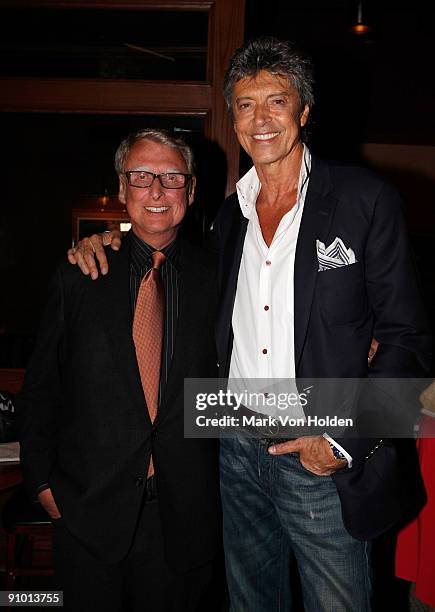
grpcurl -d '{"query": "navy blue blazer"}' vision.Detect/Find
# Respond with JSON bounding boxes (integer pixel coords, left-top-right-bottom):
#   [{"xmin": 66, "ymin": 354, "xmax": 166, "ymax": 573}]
[{"xmin": 213, "ymin": 155, "xmax": 431, "ymax": 539}]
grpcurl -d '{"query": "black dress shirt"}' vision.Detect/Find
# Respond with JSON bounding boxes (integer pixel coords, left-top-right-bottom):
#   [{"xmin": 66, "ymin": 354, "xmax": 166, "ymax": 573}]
[{"xmin": 130, "ymin": 230, "xmax": 180, "ymax": 395}]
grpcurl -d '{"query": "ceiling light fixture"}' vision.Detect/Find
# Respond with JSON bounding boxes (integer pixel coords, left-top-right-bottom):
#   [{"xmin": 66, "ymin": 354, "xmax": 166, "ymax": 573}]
[{"xmin": 351, "ymin": 1, "xmax": 371, "ymax": 35}]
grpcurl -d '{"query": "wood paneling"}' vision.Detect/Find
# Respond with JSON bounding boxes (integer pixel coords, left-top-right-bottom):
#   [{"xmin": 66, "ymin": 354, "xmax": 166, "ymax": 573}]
[
  {"xmin": 0, "ymin": 1, "xmax": 213, "ymax": 9},
  {"xmin": 207, "ymin": 0, "xmax": 245, "ymax": 194},
  {"xmin": 0, "ymin": 79, "xmax": 212, "ymax": 115},
  {"xmin": 0, "ymin": 0, "xmax": 245, "ymax": 196}
]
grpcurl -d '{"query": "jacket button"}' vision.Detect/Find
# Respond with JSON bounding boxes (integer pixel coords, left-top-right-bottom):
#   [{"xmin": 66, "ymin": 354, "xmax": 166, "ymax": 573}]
[{"xmin": 135, "ymin": 477, "xmax": 144, "ymax": 487}]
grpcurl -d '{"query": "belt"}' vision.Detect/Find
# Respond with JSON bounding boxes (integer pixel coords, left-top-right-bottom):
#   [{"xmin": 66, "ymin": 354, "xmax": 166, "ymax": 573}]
[{"xmin": 236, "ymin": 404, "xmax": 296, "ymax": 441}]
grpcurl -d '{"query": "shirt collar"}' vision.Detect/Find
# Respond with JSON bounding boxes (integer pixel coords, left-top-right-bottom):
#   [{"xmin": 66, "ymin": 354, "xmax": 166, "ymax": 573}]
[
  {"xmin": 130, "ymin": 230, "xmax": 179, "ymax": 275},
  {"xmin": 236, "ymin": 144, "xmax": 312, "ymax": 220}
]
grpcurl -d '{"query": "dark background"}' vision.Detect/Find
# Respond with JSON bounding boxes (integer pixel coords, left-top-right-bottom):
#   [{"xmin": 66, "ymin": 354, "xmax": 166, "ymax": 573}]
[{"xmin": 0, "ymin": 0, "xmax": 434, "ymax": 372}]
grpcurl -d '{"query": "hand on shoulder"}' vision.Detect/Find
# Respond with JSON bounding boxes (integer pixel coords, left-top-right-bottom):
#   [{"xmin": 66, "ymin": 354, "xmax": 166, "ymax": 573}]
[{"xmin": 67, "ymin": 230, "xmax": 122, "ymax": 279}]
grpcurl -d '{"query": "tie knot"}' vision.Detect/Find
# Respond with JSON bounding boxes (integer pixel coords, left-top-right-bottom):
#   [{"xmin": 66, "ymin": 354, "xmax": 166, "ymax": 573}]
[{"xmin": 151, "ymin": 251, "xmax": 166, "ymax": 270}]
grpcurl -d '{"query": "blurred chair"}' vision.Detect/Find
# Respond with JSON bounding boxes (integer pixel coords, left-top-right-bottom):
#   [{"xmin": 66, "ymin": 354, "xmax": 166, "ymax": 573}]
[
  {"xmin": 2, "ymin": 486, "xmax": 53, "ymax": 588},
  {"xmin": 0, "ymin": 384, "xmax": 54, "ymax": 588}
]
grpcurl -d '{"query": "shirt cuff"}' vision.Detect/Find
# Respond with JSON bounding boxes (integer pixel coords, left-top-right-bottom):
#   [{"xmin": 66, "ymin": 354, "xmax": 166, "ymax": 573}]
[
  {"xmin": 323, "ymin": 433, "xmax": 353, "ymax": 468},
  {"xmin": 34, "ymin": 482, "xmax": 50, "ymax": 501}
]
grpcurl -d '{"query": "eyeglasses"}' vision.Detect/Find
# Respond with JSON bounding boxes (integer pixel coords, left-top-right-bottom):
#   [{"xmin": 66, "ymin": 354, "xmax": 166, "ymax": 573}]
[{"xmin": 124, "ymin": 170, "xmax": 192, "ymax": 189}]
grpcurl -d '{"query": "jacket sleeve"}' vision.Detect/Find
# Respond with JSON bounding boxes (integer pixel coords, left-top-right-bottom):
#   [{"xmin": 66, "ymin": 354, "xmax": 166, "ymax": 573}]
[
  {"xmin": 15, "ymin": 265, "xmax": 67, "ymax": 498},
  {"xmin": 365, "ymin": 182, "xmax": 431, "ymax": 376},
  {"xmin": 341, "ymin": 181, "xmax": 432, "ymax": 462}
]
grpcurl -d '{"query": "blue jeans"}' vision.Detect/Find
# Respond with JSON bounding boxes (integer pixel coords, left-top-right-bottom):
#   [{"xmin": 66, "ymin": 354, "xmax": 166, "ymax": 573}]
[{"xmin": 220, "ymin": 436, "xmax": 372, "ymax": 612}]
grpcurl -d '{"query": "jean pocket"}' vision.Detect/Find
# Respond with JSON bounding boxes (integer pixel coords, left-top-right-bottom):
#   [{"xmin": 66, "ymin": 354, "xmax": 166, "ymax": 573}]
[{"xmin": 296, "ymin": 457, "xmax": 334, "ymax": 480}]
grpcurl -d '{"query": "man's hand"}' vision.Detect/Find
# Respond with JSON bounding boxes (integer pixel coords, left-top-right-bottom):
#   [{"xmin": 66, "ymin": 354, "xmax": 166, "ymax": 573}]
[
  {"xmin": 67, "ymin": 230, "xmax": 122, "ymax": 280},
  {"xmin": 368, "ymin": 338, "xmax": 379, "ymax": 366},
  {"xmin": 38, "ymin": 488, "xmax": 62, "ymax": 519},
  {"xmin": 268, "ymin": 436, "xmax": 347, "ymax": 476}
]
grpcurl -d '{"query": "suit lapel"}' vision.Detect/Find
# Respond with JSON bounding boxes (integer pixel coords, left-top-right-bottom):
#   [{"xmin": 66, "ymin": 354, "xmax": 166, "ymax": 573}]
[
  {"xmin": 215, "ymin": 205, "xmax": 248, "ymax": 370},
  {"xmin": 294, "ymin": 157, "xmax": 338, "ymax": 370},
  {"xmin": 157, "ymin": 237, "xmax": 208, "ymax": 423},
  {"xmin": 94, "ymin": 235, "xmax": 151, "ymax": 425}
]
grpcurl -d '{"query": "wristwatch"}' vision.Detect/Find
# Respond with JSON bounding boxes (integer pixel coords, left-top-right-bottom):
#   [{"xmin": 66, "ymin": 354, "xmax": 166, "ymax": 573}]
[{"xmin": 328, "ymin": 442, "xmax": 347, "ymax": 462}]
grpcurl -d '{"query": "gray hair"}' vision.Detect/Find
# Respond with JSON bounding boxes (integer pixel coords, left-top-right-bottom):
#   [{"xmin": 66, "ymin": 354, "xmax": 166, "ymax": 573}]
[
  {"xmin": 114, "ymin": 128, "xmax": 195, "ymax": 176},
  {"xmin": 223, "ymin": 37, "xmax": 314, "ymax": 113}
]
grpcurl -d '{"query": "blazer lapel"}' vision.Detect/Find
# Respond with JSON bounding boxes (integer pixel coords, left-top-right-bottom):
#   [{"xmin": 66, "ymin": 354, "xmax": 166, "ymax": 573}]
[
  {"xmin": 215, "ymin": 206, "xmax": 248, "ymax": 371},
  {"xmin": 157, "ymin": 237, "xmax": 211, "ymax": 423},
  {"xmin": 294, "ymin": 157, "xmax": 338, "ymax": 371},
  {"xmin": 93, "ymin": 235, "xmax": 151, "ymax": 425}
]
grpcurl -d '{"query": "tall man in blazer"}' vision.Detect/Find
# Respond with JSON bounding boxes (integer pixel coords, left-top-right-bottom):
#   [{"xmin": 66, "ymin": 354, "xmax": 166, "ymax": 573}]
[
  {"xmin": 66, "ymin": 39, "xmax": 431, "ymax": 611},
  {"xmin": 212, "ymin": 37, "xmax": 431, "ymax": 611},
  {"xmin": 17, "ymin": 129, "xmax": 221, "ymax": 612}
]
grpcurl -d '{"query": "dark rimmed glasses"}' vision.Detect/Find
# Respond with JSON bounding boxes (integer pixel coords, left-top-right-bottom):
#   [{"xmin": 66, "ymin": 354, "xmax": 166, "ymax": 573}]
[{"xmin": 124, "ymin": 170, "xmax": 192, "ymax": 189}]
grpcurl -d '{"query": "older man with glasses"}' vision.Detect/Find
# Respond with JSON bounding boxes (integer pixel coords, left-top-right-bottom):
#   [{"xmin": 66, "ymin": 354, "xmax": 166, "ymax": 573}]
[{"xmin": 17, "ymin": 129, "xmax": 221, "ymax": 612}]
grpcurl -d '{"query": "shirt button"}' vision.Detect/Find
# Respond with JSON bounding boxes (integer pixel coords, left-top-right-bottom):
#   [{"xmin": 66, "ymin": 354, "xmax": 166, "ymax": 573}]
[
  {"xmin": 264, "ymin": 305, "xmax": 269, "ymax": 311},
  {"xmin": 265, "ymin": 260, "xmax": 271, "ymax": 266},
  {"xmin": 262, "ymin": 348, "xmax": 268, "ymax": 355}
]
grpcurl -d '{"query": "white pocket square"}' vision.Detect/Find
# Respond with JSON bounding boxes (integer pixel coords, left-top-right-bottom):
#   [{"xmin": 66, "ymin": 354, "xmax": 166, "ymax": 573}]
[{"xmin": 316, "ymin": 237, "xmax": 357, "ymax": 271}]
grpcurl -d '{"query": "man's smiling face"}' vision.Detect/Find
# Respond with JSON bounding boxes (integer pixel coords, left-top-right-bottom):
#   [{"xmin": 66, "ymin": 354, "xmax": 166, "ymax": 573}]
[
  {"xmin": 119, "ymin": 139, "xmax": 195, "ymax": 249},
  {"xmin": 232, "ymin": 70, "xmax": 309, "ymax": 169}
]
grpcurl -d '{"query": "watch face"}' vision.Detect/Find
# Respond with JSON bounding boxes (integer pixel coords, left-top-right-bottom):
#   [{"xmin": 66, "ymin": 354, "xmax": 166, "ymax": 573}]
[{"xmin": 329, "ymin": 443, "xmax": 345, "ymax": 461}]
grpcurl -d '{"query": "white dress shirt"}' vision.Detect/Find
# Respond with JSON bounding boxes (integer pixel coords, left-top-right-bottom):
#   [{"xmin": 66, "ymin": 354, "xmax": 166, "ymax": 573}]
[
  {"xmin": 229, "ymin": 145, "xmax": 310, "ymax": 384},
  {"xmin": 229, "ymin": 145, "xmax": 352, "ymax": 466}
]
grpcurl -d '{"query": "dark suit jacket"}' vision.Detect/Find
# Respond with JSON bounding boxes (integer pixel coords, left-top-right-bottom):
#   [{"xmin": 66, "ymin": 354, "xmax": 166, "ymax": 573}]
[
  {"xmin": 17, "ymin": 234, "xmax": 221, "ymax": 571},
  {"xmin": 213, "ymin": 156, "xmax": 432, "ymax": 539}
]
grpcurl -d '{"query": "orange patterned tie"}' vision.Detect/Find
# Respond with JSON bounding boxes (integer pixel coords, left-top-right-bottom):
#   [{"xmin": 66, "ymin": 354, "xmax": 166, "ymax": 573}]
[{"xmin": 133, "ymin": 250, "xmax": 166, "ymax": 476}]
